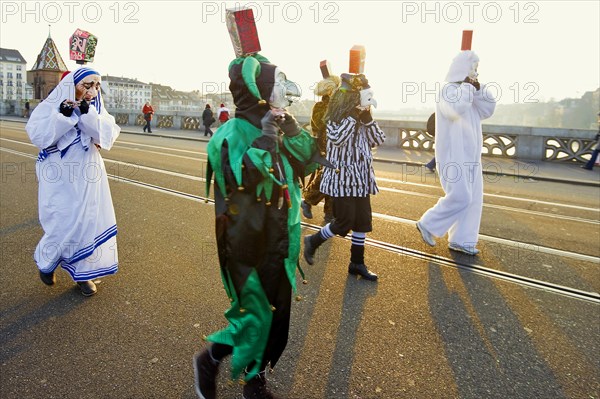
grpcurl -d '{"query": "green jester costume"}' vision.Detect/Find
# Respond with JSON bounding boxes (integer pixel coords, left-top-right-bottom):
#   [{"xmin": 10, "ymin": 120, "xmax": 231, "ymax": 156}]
[{"xmin": 194, "ymin": 53, "xmax": 318, "ymax": 399}]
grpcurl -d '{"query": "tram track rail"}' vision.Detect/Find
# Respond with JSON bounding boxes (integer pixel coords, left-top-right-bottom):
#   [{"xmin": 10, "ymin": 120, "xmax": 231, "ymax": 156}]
[
  {"xmin": 5, "ymin": 144, "xmax": 597, "ymax": 262},
  {"xmin": 2, "ymin": 145, "xmax": 599, "ymax": 304},
  {"xmin": 2, "ymin": 137, "xmax": 599, "ymax": 224}
]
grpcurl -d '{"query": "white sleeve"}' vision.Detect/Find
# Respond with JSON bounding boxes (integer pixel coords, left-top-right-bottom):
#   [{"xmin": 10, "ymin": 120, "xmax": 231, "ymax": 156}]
[
  {"xmin": 78, "ymin": 107, "xmax": 121, "ymax": 150},
  {"xmin": 473, "ymin": 84, "xmax": 497, "ymax": 120},
  {"xmin": 439, "ymin": 83, "xmax": 475, "ymax": 121},
  {"xmin": 25, "ymin": 102, "xmax": 78, "ymax": 149}
]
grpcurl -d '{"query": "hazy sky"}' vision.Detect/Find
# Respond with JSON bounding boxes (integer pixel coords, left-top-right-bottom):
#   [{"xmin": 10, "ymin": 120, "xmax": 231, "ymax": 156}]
[{"xmin": 1, "ymin": 0, "xmax": 598, "ymax": 111}]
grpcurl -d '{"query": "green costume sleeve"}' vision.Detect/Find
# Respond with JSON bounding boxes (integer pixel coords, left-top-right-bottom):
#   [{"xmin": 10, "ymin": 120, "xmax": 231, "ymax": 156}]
[{"xmin": 282, "ymin": 128, "xmax": 318, "ymax": 165}]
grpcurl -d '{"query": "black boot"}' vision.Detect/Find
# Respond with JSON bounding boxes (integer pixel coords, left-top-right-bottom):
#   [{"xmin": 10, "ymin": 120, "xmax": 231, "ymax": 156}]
[
  {"xmin": 349, "ymin": 244, "xmax": 378, "ymax": 281},
  {"xmin": 301, "ymin": 200, "xmax": 313, "ymax": 219},
  {"xmin": 242, "ymin": 371, "xmax": 281, "ymax": 399},
  {"xmin": 303, "ymin": 232, "xmax": 327, "ymax": 265},
  {"xmin": 39, "ymin": 270, "xmax": 56, "ymax": 286},
  {"xmin": 193, "ymin": 349, "xmax": 220, "ymax": 399},
  {"xmin": 77, "ymin": 280, "xmax": 97, "ymax": 296},
  {"xmin": 348, "ymin": 262, "xmax": 378, "ymax": 281}
]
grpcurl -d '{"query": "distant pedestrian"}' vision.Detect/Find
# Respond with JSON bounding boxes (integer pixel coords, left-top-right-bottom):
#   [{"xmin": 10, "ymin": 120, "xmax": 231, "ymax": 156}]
[
  {"xmin": 25, "ymin": 67, "xmax": 121, "ymax": 296},
  {"xmin": 581, "ymin": 113, "xmax": 600, "ymax": 171},
  {"xmin": 216, "ymin": 103, "xmax": 230, "ymax": 126},
  {"xmin": 142, "ymin": 101, "xmax": 154, "ymax": 133},
  {"xmin": 23, "ymin": 100, "xmax": 30, "ymax": 118},
  {"xmin": 416, "ymin": 49, "xmax": 496, "ymax": 256},
  {"xmin": 202, "ymin": 104, "xmax": 215, "ymax": 137}
]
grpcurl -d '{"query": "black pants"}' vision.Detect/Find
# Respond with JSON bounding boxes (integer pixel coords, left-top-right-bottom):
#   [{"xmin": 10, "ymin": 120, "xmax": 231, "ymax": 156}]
[
  {"xmin": 329, "ymin": 196, "xmax": 373, "ymax": 236},
  {"xmin": 204, "ymin": 124, "xmax": 213, "ymax": 137},
  {"xmin": 143, "ymin": 119, "xmax": 152, "ymax": 133},
  {"xmin": 584, "ymin": 148, "xmax": 599, "ymax": 169}
]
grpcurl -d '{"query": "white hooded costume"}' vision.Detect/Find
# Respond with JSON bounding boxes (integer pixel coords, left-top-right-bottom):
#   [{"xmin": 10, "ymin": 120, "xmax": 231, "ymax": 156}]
[
  {"xmin": 418, "ymin": 51, "xmax": 496, "ymax": 249},
  {"xmin": 26, "ymin": 68, "xmax": 121, "ymax": 281}
]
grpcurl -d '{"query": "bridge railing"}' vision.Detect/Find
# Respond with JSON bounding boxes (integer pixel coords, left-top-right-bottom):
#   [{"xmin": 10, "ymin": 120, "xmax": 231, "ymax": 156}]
[
  {"xmin": 9, "ymin": 101, "xmax": 593, "ymax": 163},
  {"xmin": 374, "ymin": 119, "xmax": 598, "ymax": 163}
]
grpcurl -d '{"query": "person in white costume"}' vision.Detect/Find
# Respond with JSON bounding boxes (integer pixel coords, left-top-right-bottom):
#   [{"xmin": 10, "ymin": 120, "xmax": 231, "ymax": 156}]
[
  {"xmin": 26, "ymin": 67, "xmax": 121, "ymax": 296},
  {"xmin": 416, "ymin": 50, "xmax": 496, "ymax": 256}
]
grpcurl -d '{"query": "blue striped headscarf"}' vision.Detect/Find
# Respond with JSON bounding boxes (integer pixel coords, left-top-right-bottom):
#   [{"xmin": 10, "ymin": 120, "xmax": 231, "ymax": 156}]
[{"xmin": 73, "ymin": 67, "xmax": 102, "ymax": 113}]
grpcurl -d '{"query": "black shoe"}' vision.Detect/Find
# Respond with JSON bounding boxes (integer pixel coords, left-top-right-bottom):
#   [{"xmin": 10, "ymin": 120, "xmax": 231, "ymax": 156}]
[
  {"xmin": 77, "ymin": 280, "xmax": 97, "ymax": 297},
  {"xmin": 348, "ymin": 262, "xmax": 378, "ymax": 281},
  {"xmin": 303, "ymin": 236, "xmax": 316, "ymax": 265},
  {"xmin": 301, "ymin": 200, "xmax": 313, "ymax": 219},
  {"xmin": 581, "ymin": 165, "xmax": 593, "ymax": 170},
  {"xmin": 243, "ymin": 372, "xmax": 280, "ymax": 399},
  {"xmin": 193, "ymin": 350, "xmax": 219, "ymax": 399},
  {"xmin": 39, "ymin": 270, "xmax": 56, "ymax": 286}
]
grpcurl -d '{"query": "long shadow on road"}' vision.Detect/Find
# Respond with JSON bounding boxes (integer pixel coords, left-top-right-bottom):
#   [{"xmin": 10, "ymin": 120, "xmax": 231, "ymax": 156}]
[
  {"xmin": 0, "ymin": 288, "xmax": 85, "ymax": 364},
  {"xmin": 324, "ymin": 275, "xmax": 378, "ymax": 398},
  {"xmin": 427, "ymin": 260, "xmax": 566, "ymax": 399}
]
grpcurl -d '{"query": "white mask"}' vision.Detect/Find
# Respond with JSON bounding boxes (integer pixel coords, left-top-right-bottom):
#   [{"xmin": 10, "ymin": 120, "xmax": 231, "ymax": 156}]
[
  {"xmin": 359, "ymin": 87, "xmax": 377, "ymax": 109},
  {"xmin": 269, "ymin": 67, "xmax": 301, "ymax": 109},
  {"xmin": 468, "ymin": 61, "xmax": 479, "ymax": 80}
]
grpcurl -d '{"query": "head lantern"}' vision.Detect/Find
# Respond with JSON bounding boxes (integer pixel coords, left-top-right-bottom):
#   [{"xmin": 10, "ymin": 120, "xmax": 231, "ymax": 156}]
[
  {"xmin": 69, "ymin": 29, "xmax": 98, "ymax": 65},
  {"xmin": 347, "ymin": 45, "xmax": 376, "ymax": 109},
  {"xmin": 446, "ymin": 30, "xmax": 480, "ymax": 82},
  {"xmin": 314, "ymin": 60, "xmax": 340, "ymax": 98},
  {"xmin": 226, "ymin": 8, "xmax": 301, "ymax": 127}
]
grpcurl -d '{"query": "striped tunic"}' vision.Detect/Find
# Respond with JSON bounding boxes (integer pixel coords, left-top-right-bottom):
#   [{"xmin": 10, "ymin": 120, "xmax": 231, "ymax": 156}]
[{"xmin": 320, "ymin": 115, "xmax": 385, "ymax": 197}]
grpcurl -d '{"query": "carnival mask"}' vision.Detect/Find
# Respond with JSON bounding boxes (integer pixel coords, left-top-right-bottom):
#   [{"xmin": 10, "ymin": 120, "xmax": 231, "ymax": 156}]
[
  {"xmin": 359, "ymin": 87, "xmax": 377, "ymax": 109},
  {"xmin": 468, "ymin": 61, "xmax": 479, "ymax": 80},
  {"xmin": 269, "ymin": 68, "xmax": 301, "ymax": 109}
]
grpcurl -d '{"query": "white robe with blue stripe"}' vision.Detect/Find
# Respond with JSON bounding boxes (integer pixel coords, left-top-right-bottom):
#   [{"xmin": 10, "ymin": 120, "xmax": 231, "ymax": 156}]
[{"xmin": 26, "ymin": 72, "xmax": 121, "ymax": 281}]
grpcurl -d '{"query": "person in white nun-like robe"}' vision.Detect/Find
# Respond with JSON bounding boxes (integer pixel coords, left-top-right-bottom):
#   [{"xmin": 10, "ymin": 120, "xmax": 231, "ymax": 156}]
[
  {"xmin": 26, "ymin": 67, "xmax": 121, "ymax": 296},
  {"xmin": 416, "ymin": 50, "xmax": 496, "ymax": 256}
]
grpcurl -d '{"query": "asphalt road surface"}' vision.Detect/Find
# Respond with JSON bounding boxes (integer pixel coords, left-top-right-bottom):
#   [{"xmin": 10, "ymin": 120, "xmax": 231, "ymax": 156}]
[{"xmin": 1, "ymin": 121, "xmax": 599, "ymax": 399}]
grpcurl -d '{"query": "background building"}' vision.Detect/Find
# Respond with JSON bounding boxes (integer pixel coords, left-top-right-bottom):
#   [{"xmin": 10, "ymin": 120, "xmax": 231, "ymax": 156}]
[
  {"xmin": 0, "ymin": 48, "xmax": 27, "ymax": 102},
  {"xmin": 102, "ymin": 75, "xmax": 152, "ymax": 111},
  {"xmin": 27, "ymin": 33, "xmax": 68, "ymax": 101},
  {"xmin": 151, "ymin": 84, "xmax": 205, "ymax": 113}
]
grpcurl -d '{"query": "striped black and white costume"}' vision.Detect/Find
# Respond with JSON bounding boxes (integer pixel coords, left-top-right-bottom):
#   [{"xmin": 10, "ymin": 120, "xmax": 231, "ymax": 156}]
[{"xmin": 320, "ymin": 116, "xmax": 385, "ymax": 199}]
